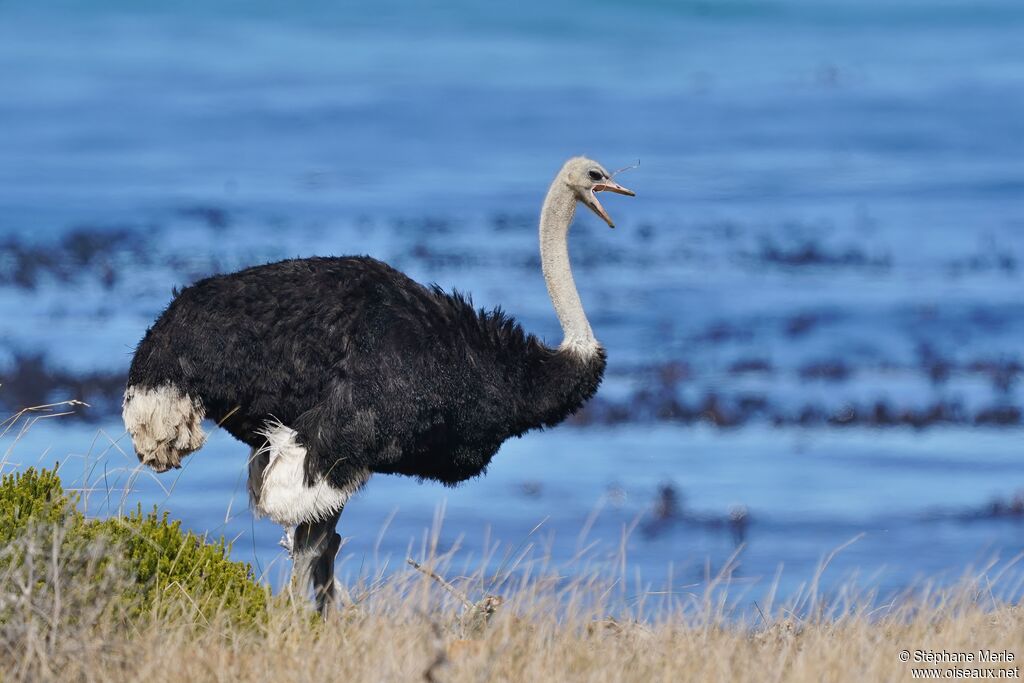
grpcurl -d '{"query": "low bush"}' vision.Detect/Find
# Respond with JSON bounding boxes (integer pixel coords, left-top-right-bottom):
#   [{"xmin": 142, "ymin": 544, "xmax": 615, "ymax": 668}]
[{"xmin": 0, "ymin": 466, "xmax": 268, "ymax": 627}]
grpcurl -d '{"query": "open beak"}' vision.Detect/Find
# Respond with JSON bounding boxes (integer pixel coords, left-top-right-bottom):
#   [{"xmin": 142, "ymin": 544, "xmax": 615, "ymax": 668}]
[{"xmin": 585, "ymin": 180, "xmax": 636, "ymax": 229}]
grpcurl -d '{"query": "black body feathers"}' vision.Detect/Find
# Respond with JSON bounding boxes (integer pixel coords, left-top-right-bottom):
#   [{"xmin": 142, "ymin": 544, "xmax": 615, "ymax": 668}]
[{"xmin": 127, "ymin": 257, "xmax": 606, "ymax": 489}]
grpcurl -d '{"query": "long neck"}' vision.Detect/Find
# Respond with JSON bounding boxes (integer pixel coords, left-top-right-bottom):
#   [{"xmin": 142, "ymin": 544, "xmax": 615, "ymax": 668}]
[{"xmin": 539, "ymin": 179, "xmax": 599, "ymax": 356}]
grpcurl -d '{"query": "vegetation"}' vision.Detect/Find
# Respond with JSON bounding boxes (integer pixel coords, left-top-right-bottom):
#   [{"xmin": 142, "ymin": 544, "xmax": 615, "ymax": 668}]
[{"xmin": 0, "ymin": 465, "xmax": 268, "ymax": 623}]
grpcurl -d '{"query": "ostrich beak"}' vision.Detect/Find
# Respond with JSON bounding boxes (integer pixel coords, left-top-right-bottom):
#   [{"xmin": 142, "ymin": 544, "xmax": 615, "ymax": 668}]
[
  {"xmin": 594, "ymin": 180, "xmax": 635, "ymax": 197},
  {"xmin": 585, "ymin": 180, "xmax": 636, "ymax": 229}
]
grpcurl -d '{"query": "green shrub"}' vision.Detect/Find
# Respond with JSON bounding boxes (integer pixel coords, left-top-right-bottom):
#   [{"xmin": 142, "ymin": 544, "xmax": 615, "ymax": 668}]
[
  {"xmin": 0, "ymin": 466, "xmax": 269, "ymax": 627},
  {"xmin": 0, "ymin": 467, "xmax": 74, "ymax": 545},
  {"xmin": 85, "ymin": 507, "xmax": 269, "ymax": 623}
]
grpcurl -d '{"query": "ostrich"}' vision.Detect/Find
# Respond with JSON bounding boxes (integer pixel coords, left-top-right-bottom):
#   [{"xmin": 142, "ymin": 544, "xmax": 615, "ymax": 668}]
[{"xmin": 122, "ymin": 156, "xmax": 634, "ymax": 613}]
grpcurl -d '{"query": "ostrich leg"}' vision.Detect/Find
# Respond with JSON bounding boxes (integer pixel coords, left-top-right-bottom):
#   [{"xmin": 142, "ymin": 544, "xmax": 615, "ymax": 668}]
[
  {"xmin": 247, "ymin": 445, "xmax": 344, "ymax": 616},
  {"xmin": 289, "ymin": 508, "xmax": 343, "ymax": 616}
]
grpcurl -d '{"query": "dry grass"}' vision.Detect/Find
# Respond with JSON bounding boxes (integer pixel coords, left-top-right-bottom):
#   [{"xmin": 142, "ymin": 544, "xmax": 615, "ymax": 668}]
[
  {"xmin": 133, "ymin": 604, "xmax": 1020, "ymax": 683},
  {"xmin": 1, "ymin": 403, "xmax": 1022, "ymax": 682},
  {"xmin": 2, "ymin": 561, "xmax": 1024, "ymax": 683},
  {"xmin": 3, "ymin": 543, "xmax": 1023, "ymax": 683}
]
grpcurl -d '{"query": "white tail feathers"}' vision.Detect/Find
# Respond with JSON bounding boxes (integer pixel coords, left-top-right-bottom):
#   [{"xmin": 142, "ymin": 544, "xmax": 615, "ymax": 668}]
[
  {"xmin": 250, "ymin": 419, "xmax": 369, "ymax": 526},
  {"xmin": 123, "ymin": 385, "xmax": 206, "ymax": 472}
]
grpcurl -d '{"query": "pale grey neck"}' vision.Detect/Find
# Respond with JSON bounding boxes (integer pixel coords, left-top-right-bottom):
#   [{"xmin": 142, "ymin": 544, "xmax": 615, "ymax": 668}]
[{"xmin": 539, "ymin": 180, "xmax": 597, "ymax": 354}]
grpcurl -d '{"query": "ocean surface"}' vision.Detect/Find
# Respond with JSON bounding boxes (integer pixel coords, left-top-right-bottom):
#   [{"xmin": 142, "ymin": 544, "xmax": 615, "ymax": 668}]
[{"xmin": 1, "ymin": 0, "xmax": 1023, "ymax": 608}]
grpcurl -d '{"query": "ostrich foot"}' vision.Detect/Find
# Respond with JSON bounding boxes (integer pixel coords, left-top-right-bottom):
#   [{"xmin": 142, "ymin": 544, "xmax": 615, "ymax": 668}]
[{"xmin": 287, "ymin": 507, "xmax": 343, "ymax": 617}]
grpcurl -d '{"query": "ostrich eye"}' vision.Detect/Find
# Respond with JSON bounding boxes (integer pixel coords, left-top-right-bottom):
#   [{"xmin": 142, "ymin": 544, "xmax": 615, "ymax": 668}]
[{"xmin": 588, "ymin": 170, "xmax": 603, "ymax": 181}]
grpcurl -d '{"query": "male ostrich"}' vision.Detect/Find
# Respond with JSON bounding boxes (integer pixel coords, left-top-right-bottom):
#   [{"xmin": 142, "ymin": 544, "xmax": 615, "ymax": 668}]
[{"xmin": 123, "ymin": 156, "xmax": 634, "ymax": 613}]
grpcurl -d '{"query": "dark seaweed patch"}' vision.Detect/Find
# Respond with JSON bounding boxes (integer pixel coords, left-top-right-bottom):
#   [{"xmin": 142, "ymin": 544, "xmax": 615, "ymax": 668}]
[
  {"xmin": 947, "ymin": 251, "xmax": 1017, "ymax": 276},
  {"xmin": 785, "ymin": 311, "xmax": 840, "ymax": 338},
  {"xmin": 0, "ymin": 226, "xmax": 142, "ymax": 290},
  {"xmin": 0, "ymin": 353, "xmax": 124, "ymax": 420},
  {"xmin": 641, "ymin": 481, "xmax": 750, "ymax": 545},
  {"xmin": 964, "ymin": 358, "xmax": 1022, "ymax": 394},
  {"xmin": 490, "ymin": 212, "xmax": 533, "ymax": 233},
  {"xmin": 926, "ymin": 491, "xmax": 1024, "ymax": 522},
  {"xmin": 516, "ymin": 480, "xmax": 544, "ymax": 498},
  {"xmin": 692, "ymin": 321, "xmax": 754, "ymax": 345},
  {"xmin": 982, "ymin": 492, "xmax": 1024, "ymax": 519},
  {"xmin": 728, "ymin": 358, "xmax": 773, "ymax": 375},
  {"xmin": 755, "ymin": 238, "xmax": 890, "ymax": 269},
  {"xmin": 799, "ymin": 360, "xmax": 851, "ymax": 381},
  {"xmin": 571, "ymin": 391, "xmax": 1018, "ymax": 429},
  {"xmin": 178, "ymin": 205, "xmax": 231, "ymax": 230}
]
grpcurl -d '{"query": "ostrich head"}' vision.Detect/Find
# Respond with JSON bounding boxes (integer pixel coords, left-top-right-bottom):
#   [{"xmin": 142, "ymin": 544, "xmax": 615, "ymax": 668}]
[
  {"xmin": 560, "ymin": 156, "xmax": 635, "ymax": 228},
  {"xmin": 539, "ymin": 156, "xmax": 636, "ymax": 352}
]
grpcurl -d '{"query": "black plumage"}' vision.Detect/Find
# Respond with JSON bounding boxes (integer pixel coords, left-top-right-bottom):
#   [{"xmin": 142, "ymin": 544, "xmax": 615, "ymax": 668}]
[{"xmin": 127, "ymin": 256, "xmax": 606, "ymax": 489}]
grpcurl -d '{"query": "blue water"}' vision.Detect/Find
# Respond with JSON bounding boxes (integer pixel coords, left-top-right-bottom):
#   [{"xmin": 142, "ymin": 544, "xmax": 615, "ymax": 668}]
[{"xmin": 1, "ymin": 0, "xmax": 1023, "ymax": 605}]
